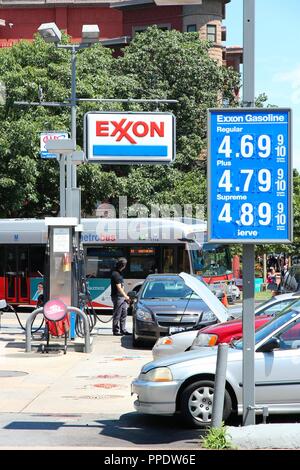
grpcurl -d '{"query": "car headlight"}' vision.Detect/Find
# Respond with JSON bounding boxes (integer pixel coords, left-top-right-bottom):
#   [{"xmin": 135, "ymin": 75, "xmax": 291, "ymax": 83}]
[
  {"xmin": 136, "ymin": 308, "xmax": 153, "ymax": 322},
  {"xmin": 192, "ymin": 333, "xmax": 218, "ymax": 348},
  {"xmin": 155, "ymin": 336, "xmax": 173, "ymax": 347},
  {"xmin": 141, "ymin": 367, "xmax": 173, "ymax": 382},
  {"xmin": 201, "ymin": 311, "xmax": 217, "ymax": 323}
]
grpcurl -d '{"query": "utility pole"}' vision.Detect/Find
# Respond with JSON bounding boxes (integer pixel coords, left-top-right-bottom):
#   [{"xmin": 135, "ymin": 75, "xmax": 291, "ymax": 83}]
[{"xmin": 242, "ymin": 0, "xmax": 256, "ymax": 426}]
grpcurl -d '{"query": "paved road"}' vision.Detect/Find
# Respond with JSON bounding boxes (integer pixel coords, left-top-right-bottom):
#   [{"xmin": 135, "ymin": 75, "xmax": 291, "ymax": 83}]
[
  {"xmin": 0, "ymin": 412, "xmax": 203, "ymax": 449},
  {"xmin": 1, "ymin": 308, "xmax": 299, "ymax": 449},
  {"xmin": 0, "ymin": 312, "xmax": 204, "ymax": 449}
]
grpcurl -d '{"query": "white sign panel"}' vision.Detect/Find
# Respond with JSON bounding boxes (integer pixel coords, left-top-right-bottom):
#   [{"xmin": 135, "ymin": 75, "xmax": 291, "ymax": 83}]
[
  {"xmin": 40, "ymin": 131, "xmax": 69, "ymax": 159},
  {"xmin": 53, "ymin": 228, "xmax": 70, "ymax": 253},
  {"xmin": 84, "ymin": 112, "xmax": 175, "ymax": 164}
]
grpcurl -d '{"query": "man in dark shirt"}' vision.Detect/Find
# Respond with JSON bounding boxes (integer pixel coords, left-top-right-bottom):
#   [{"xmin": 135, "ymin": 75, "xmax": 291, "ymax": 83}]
[{"xmin": 111, "ymin": 257, "xmax": 131, "ymax": 336}]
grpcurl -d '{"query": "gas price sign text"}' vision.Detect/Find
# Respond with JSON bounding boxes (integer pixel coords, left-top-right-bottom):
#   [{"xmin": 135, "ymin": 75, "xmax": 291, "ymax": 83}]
[{"xmin": 208, "ymin": 108, "xmax": 292, "ymax": 243}]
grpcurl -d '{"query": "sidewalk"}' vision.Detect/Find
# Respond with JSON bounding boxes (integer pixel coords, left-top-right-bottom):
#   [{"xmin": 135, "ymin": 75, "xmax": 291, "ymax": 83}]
[
  {"xmin": 0, "ymin": 312, "xmax": 152, "ymax": 416},
  {"xmin": 228, "ymin": 423, "xmax": 300, "ymax": 449}
]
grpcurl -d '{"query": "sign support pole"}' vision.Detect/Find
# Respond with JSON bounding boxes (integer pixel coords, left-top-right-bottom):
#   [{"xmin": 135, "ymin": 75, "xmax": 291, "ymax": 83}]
[
  {"xmin": 242, "ymin": 0, "xmax": 256, "ymax": 426},
  {"xmin": 242, "ymin": 244, "xmax": 255, "ymax": 425},
  {"xmin": 59, "ymin": 154, "xmax": 66, "ymax": 217}
]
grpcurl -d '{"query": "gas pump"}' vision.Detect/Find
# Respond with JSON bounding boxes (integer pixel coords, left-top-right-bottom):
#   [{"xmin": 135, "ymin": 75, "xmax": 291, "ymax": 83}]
[
  {"xmin": 45, "ymin": 217, "xmax": 79, "ymax": 338},
  {"xmin": 45, "ymin": 218, "xmax": 77, "ymax": 301},
  {"xmin": 44, "ymin": 217, "xmax": 96, "ymax": 341}
]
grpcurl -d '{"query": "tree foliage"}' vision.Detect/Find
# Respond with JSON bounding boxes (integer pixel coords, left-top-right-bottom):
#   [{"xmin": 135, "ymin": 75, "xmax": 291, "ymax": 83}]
[{"xmin": 0, "ymin": 27, "xmax": 240, "ymax": 217}]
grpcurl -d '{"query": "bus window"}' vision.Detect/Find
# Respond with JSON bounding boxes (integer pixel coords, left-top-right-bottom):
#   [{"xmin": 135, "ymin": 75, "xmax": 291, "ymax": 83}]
[
  {"xmin": 0, "ymin": 247, "xmax": 4, "ymax": 277},
  {"xmin": 128, "ymin": 247, "xmax": 159, "ymax": 278},
  {"xmin": 29, "ymin": 246, "xmax": 45, "ymax": 277},
  {"xmin": 0, "ymin": 246, "xmax": 4, "ymax": 299},
  {"xmin": 162, "ymin": 247, "xmax": 176, "ymax": 273},
  {"xmin": 178, "ymin": 246, "xmax": 190, "ymax": 273},
  {"xmin": 191, "ymin": 244, "xmax": 231, "ymax": 277},
  {"xmin": 86, "ymin": 247, "xmax": 125, "ymax": 279}
]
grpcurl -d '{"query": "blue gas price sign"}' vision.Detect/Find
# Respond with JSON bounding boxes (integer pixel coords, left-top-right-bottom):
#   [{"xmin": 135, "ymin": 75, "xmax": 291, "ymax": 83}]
[{"xmin": 208, "ymin": 108, "xmax": 292, "ymax": 243}]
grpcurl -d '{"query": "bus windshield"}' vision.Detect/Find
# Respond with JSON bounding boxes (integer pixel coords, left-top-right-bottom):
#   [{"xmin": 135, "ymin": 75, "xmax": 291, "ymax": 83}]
[{"xmin": 191, "ymin": 243, "xmax": 232, "ymax": 278}]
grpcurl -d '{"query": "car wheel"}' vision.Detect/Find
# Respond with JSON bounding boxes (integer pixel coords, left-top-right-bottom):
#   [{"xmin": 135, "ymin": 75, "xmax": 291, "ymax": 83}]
[
  {"xmin": 132, "ymin": 320, "xmax": 144, "ymax": 347},
  {"xmin": 180, "ymin": 380, "xmax": 232, "ymax": 428}
]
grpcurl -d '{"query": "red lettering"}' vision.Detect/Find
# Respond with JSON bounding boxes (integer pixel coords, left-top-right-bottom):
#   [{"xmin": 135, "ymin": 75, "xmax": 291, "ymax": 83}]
[
  {"xmin": 150, "ymin": 121, "xmax": 164, "ymax": 138},
  {"xmin": 132, "ymin": 121, "xmax": 148, "ymax": 138},
  {"xmin": 96, "ymin": 119, "xmax": 166, "ymax": 143},
  {"xmin": 100, "ymin": 234, "xmax": 116, "ymax": 241},
  {"xmin": 96, "ymin": 121, "xmax": 109, "ymax": 137},
  {"xmin": 111, "ymin": 119, "xmax": 136, "ymax": 144}
]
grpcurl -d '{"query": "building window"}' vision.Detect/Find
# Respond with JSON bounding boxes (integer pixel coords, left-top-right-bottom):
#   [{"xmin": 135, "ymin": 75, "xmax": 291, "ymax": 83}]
[
  {"xmin": 187, "ymin": 24, "xmax": 197, "ymax": 33},
  {"xmin": 207, "ymin": 24, "xmax": 217, "ymax": 43}
]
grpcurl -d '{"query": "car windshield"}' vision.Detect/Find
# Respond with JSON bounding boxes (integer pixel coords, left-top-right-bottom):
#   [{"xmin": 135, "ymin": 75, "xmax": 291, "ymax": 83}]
[
  {"xmin": 255, "ymin": 296, "xmax": 300, "ymax": 317},
  {"xmin": 233, "ymin": 300, "xmax": 300, "ymax": 349},
  {"xmin": 141, "ymin": 278, "xmax": 201, "ymax": 300}
]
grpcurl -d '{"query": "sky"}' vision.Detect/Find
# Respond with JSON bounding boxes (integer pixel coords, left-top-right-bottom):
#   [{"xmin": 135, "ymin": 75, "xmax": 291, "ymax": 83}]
[{"xmin": 224, "ymin": 0, "xmax": 300, "ymax": 169}]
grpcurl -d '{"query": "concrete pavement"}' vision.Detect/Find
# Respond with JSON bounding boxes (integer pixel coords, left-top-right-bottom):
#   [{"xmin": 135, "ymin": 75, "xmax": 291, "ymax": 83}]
[
  {"xmin": 228, "ymin": 423, "xmax": 300, "ymax": 449},
  {"xmin": 2, "ymin": 310, "xmax": 300, "ymax": 449},
  {"xmin": 0, "ymin": 312, "xmax": 151, "ymax": 416},
  {"xmin": 0, "ymin": 311, "xmax": 202, "ymax": 448}
]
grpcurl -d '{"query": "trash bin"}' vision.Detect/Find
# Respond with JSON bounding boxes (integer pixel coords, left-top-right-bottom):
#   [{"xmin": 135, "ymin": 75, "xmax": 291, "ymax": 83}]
[{"xmin": 255, "ymin": 278, "xmax": 263, "ymax": 292}]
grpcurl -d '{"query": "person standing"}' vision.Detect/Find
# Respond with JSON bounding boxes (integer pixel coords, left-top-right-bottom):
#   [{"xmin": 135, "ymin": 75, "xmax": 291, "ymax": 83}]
[{"xmin": 111, "ymin": 257, "xmax": 131, "ymax": 336}]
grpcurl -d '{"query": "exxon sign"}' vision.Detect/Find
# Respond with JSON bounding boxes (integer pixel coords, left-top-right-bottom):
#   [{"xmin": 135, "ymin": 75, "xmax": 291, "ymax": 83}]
[{"xmin": 84, "ymin": 112, "xmax": 176, "ymax": 164}]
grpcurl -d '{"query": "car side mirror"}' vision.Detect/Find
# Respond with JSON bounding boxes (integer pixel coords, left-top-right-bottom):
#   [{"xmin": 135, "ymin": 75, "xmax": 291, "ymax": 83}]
[
  {"xmin": 257, "ymin": 336, "xmax": 280, "ymax": 353},
  {"xmin": 128, "ymin": 290, "xmax": 138, "ymax": 300},
  {"xmin": 0, "ymin": 299, "xmax": 7, "ymax": 310}
]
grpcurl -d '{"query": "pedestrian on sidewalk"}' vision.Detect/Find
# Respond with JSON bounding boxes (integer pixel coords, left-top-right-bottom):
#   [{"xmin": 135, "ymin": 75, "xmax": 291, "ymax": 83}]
[{"xmin": 111, "ymin": 257, "xmax": 131, "ymax": 336}]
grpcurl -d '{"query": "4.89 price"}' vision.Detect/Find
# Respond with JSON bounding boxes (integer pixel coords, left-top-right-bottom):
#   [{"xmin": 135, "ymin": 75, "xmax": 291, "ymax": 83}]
[
  {"xmin": 218, "ymin": 202, "xmax": 286, "ymax": 227},
  {"xmin": 218, "ymin": 202, "xmax": 271, "ymax": 226}
]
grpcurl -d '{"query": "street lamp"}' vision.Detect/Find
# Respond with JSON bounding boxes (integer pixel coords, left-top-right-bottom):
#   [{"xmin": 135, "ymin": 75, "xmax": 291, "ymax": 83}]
[
  {"xmin": 38, "ymin": 22, "xmax": 100, "ymax": 219},
  {"xmin": 37, "ymin": 22, "xmax": 62, "ymax": 43}
]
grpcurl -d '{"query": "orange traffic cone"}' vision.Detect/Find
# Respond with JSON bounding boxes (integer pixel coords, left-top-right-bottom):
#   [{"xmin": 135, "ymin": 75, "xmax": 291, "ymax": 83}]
[{"xmin": 221, "ymin": 291, "xmax": 229, "ymax": 307}]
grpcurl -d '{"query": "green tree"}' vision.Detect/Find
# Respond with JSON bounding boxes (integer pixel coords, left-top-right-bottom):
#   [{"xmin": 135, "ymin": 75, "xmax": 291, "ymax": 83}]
[
  {"xmin": 0, "ymin": 27, "xmax": 240, "ymax": 217},
  {"xmin": 0, "ymin": 34, "xmax": 116, "ymax": 217}
]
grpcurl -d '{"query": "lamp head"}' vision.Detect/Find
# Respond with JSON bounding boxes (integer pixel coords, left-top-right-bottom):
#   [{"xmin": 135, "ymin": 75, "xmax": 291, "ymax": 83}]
[
  {"xmin": 38, "ymin": 22, "xmax": 62, "ymax": 44},
  {"xmin": 81, "ymin": 24, "xmax": 100, "ymax": 45}
]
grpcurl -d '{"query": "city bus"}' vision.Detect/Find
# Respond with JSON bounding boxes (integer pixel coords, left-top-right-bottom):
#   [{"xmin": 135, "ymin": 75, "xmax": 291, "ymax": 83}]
[{"xmin": 0, "ymin": 218, "xmax": 232, "ymax": 309}]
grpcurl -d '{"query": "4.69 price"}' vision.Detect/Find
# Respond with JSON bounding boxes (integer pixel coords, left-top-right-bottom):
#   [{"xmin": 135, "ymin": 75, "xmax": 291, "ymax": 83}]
[
  {"xmin": 218, "ymin": 202, "xmax": 271, "ymax": 226},
  {"xmin": 218, "ymin": 134, "xmax": 286, "ymax": 159}
]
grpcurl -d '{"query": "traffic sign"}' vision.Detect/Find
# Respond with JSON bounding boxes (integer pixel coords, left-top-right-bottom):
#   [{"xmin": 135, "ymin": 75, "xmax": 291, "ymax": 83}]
[
  {"xmin": 208, "ymin": 108, "xmax": 292, "ymax": 243},
  {"xmin": 40, "ymin": 131, "xmax": 69, "ymax": 159},
  {"xmin": 84, "ymin": 112, "xmax": 175, "ymax": 164}
]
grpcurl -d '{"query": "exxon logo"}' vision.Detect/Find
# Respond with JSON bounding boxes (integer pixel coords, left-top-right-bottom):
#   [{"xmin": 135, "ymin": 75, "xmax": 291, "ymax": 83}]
[{"xmin": 96, "ymin": 119, "xmax": 165, "ymax": 145}]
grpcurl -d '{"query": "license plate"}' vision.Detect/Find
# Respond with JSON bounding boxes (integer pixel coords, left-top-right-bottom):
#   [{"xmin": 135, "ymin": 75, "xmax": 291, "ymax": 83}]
[{"xmin": 169, "ymin": 326, "xmax": 187, "ymax": 334}]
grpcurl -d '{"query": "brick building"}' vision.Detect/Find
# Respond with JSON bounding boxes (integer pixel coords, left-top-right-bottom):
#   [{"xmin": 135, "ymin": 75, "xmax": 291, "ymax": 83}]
[{"xmin": 0, "ymin": 0, "xmax": 242, "ymax": 70}]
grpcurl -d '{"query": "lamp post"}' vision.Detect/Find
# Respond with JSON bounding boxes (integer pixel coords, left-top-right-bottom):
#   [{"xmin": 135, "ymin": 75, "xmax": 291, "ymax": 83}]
[{"xmin": 38, "ymin": 22, "xmax": 100, "ymax": 219}]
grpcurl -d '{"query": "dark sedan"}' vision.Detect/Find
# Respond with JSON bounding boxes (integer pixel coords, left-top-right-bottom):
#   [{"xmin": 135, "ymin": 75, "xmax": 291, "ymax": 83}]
[{"xmin": 130, "ymin": 274, "xmax": 227, "ymax": 346}]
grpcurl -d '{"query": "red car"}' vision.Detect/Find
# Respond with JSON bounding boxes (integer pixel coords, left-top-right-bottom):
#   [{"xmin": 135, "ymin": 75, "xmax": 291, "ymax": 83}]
[{"xmin": 190, "ymin": 315, "xmax": 270, "ymax": 349}]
